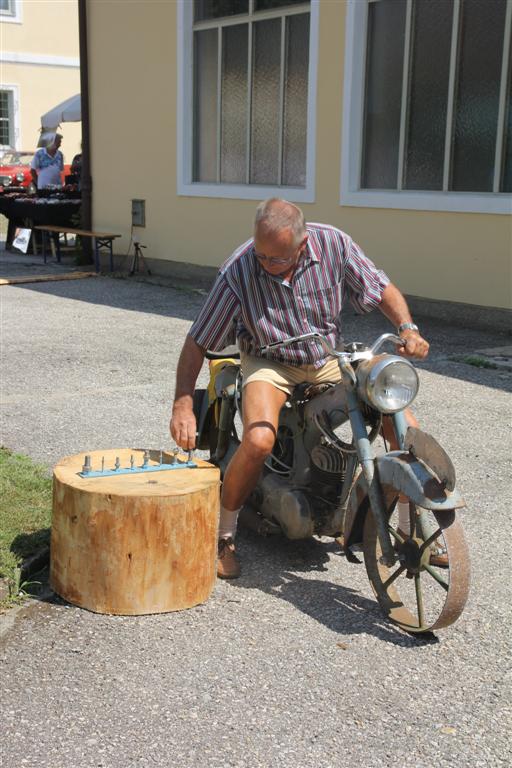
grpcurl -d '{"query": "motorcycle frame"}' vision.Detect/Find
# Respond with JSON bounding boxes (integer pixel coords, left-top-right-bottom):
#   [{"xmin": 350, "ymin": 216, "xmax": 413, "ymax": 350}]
[
  {"xmin": 201, "ymin": 345, "xmax": 462, "ymax": 562},
  {"xmin": 339, "ymin": 362, "xmax": 399, "ymax": 566},
  {"xmin": 205, "ymin": 355, "xmax": 400, "ymax": 564}
]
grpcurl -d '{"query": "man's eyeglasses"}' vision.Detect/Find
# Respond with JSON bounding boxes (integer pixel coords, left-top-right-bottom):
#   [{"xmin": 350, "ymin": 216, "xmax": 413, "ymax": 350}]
[
  {"xmin": 253, "ymin": 249, "xmax": 294, "ymax": 266},
  {"xmin": 253, "ymin": 237, "xmax": 307, "ymax": 266}
]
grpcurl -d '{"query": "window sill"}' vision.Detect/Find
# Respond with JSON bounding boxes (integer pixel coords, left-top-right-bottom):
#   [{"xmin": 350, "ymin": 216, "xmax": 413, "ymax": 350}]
[
  {"xmin": 340, "ymin": 188, "xmax": 512, "ymax": 215},
  {"xmin": 178, "ymin": 181, "xmax": 315, "ymax": 204}
]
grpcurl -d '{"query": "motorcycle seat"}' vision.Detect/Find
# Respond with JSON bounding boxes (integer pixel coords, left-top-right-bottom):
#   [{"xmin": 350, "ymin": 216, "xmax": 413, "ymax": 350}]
[{"xmin": 205, "ymin": 346, "xmax": 240, "ymax": 361}]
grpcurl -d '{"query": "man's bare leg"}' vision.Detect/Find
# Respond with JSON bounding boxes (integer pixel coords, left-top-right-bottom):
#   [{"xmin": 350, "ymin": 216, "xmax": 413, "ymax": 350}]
[
  {"xmin": 381, "ymin": 407, "xmax": 419, "ymax": 449},
  {"xmin": 217, "ymin": 381, "xmax": 287, "ymax": 578},
  {"xmin": 222, "ymin": 380, "xmax": 288, "ymax": 510}
]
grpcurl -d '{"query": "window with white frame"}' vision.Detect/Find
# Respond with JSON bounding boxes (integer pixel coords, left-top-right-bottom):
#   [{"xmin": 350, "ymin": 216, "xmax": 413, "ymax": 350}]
[
  {"xmin": 180, "ymin": 0, "xmax": 316, "ymax": 199},
  {"xmin": 0, "ymin": 0, "xmax": 14, "ymax": 14},
  {"xmin": 0, "ymin": 90, "xmax": 14, "ymax": 147},
  {"xmin": 0, "ymin": 0, "xmax": 19, "ymax": 20},
  {"xmin": 342, "ymin": 0, "xmax": 512, "ymax": 213}
]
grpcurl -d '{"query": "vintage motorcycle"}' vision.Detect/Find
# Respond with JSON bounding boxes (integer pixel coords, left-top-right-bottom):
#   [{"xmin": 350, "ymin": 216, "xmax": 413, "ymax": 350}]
[{"xmin": 193, "ymin": 332, "xmax": 470, "ymax": 633}]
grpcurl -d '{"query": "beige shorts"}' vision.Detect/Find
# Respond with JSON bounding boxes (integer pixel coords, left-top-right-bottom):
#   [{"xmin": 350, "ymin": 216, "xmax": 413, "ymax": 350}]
[{"xmin": 241, "ymin": 353, "xmax": 341, "ymax": 396}]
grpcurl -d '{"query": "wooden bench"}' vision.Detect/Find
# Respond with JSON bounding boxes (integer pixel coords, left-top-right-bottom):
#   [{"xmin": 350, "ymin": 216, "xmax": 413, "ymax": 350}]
[{"xmin": 34, "ymin": 226, "xmax": 122, "ymax": 272}]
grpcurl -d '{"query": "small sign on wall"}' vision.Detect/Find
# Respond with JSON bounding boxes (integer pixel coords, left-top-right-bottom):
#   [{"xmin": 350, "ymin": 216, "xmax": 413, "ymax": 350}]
[{"xmin": 12, "ymin": 228, "xmax": 32, "ymax": 254}]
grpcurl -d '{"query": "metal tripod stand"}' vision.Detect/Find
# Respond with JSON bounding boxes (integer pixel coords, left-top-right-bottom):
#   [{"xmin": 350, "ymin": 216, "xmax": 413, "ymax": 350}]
[{"xmin": 129, "ymin": 241, "xmax": 151, "ymax": 276}]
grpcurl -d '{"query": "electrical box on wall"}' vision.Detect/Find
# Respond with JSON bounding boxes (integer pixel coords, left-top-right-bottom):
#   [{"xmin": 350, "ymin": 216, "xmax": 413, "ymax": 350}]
[{"xmin": 131, "ymin": 199, "xmax": 146, "ymax": 227}]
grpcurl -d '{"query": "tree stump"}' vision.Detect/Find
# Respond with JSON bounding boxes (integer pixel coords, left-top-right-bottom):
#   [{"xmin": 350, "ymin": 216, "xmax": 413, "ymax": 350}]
[{"xmin": 50, "ymin": 449, "xmax": 220, "ymax": 615}]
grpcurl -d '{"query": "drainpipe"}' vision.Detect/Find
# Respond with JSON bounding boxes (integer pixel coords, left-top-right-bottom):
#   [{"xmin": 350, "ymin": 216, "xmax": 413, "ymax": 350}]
[{"xmin": 78, "ymin": 0, "xmax": 92, "ymax": 262}]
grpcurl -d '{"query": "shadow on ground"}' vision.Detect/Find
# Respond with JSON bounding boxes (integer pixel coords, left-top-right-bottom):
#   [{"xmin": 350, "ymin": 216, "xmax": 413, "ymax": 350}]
[
  {"xmin": 16, "ymin": 525, "xmax": 438, "ymax": 648},
  {"xmin": 10, "ymin": 529, "xmax": 50, "ymax": 562},
  {"xmin": 229, "ymin": 528, "xmax": 439, "ymax": 648},
  {"xmin": 7, "ymin": 274, "xmax": 511, "ymax": 391},
  {"xmin": 8, "ymin": 272, "xmax": 206, "ymax": 324}
]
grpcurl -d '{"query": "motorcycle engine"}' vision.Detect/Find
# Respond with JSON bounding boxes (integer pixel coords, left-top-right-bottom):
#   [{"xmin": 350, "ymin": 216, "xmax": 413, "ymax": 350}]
[
  {"xmin": 257, "ymin": 443, "xmax": 348, "ymax": 538},
  {"xmin": 309, "ymin": 443, "xmax": 346, "ymax": 503}
]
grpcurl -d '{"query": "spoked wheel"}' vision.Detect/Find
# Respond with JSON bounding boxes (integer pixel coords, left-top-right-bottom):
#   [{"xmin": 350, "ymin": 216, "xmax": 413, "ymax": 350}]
[{"xmin": 362, "ymin": 489, "xmax": 470, "ymax": 633}]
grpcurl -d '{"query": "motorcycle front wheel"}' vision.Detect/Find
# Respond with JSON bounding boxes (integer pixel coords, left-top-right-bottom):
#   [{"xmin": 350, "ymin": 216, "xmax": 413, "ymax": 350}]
[{"xmin": 362, "ymin": 489, "xmax": 470, "ymax": 633}]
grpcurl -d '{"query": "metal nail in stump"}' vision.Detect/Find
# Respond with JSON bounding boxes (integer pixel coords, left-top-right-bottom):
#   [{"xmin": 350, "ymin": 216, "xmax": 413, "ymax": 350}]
[
  {"xmin": 82, "ymin": 455, "xmax": 92, "ymax": 474},
  {"xmin": 130, "ymin": 455, "xmax": 134, "ymax": 470},
  {"xmin": 115, "ymin": 456, "xmax": 120, "ymax": 471},
  {"xmin": 142, "ymin": 450, "xmax": 150, "ymax": 468}
]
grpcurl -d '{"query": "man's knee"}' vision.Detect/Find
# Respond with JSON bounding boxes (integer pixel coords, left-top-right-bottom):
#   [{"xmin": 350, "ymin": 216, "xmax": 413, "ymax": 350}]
[{"xmin": 242, "ymin": 423, "xmax": 277, "ymax": 460}]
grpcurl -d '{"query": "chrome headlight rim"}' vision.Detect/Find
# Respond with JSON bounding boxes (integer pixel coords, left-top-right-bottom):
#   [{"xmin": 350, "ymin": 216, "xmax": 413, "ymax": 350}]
[{"xmin": 357, "ymin": 355, "xmax": 419, "ymax": 414}]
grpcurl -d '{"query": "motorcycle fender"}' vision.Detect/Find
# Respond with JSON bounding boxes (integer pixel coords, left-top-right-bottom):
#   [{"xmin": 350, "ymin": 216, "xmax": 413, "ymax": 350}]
[
  {"xmin": 405, "ymin": 426, "xmax": 456, "ymax": 491},
  {"xmin": 344, "ymin": 452, "xmax": 465, "ymax": 548},
  {"xmin": 194, "ymin": 396, "xmax": 216, "ymax": 450},
  {"xmin": 194, "ymin": 361, "xmax": 239, "ymax": 450},
  {"xmin": 212, "ymin": 362, "xmax": 240, "ymax": 398}
]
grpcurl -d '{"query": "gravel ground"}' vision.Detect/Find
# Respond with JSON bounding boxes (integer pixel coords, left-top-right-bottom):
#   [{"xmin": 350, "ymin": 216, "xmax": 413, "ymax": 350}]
[{"xmin": 0, "ymin": 274, "xmax": 511, "ymax": 768}]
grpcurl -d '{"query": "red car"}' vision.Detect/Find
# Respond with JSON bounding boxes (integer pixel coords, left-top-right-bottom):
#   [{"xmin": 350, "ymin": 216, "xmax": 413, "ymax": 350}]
[{"xmin": 0, "ymin": 150, "xmax": 71, "ymax": 192}]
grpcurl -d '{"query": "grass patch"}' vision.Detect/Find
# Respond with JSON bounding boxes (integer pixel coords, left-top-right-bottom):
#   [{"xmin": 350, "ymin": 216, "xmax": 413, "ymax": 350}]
[
  {"xmin": 459, "ymin": 355, "xmax": 499, "ymax": 370},
  {"xmin": 0, "ymin": 447, "xmax": 52, "ymax": 605}
]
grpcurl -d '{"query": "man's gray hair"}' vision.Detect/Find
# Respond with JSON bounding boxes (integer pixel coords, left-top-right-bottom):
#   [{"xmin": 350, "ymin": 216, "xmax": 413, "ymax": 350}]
[{"xmin": 254, "ymin": 198, "xmax": 306, "ymax": 244}]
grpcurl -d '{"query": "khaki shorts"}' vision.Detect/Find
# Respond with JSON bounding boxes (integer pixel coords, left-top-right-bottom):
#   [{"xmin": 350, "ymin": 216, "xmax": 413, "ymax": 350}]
[{"xmin": 241, "ymin": 353, "xmax": 341, "ymax": 396}]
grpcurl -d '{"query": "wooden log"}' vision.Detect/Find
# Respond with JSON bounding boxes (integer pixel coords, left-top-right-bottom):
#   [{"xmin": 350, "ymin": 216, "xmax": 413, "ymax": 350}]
[
  {"xmin": 0, "ymin": 272, "xmax": 97, "ymax": 286},
  {"xmin": 50, "ymin": 449, "xmax": 220, "ymax": 615}
]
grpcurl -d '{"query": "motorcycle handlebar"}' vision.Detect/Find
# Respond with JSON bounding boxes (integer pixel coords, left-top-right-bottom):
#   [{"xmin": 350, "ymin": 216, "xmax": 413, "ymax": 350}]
[
  {"xmin": 260, "ymin": 332, "xmax": 340, "ymax": 358},
  {"xmin": 259, "ymin": 332, "xmax": 405, "ymax": 359}
]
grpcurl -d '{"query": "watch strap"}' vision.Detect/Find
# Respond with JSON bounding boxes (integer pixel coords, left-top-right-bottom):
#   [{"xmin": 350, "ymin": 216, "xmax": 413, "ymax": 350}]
[{"xmin": 397, "ymin": 322, "xmax": 419, "ymax": 334}]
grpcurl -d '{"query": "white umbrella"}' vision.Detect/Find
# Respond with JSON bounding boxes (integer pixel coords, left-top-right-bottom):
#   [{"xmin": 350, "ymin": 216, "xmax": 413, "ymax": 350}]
[{"xmin": 40, "ymin": 93, "xmax": 81, "ymax": 131}]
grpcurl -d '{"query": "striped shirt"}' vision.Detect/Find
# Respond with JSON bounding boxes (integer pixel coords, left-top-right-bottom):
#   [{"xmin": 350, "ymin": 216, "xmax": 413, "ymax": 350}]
[{"xmin": 189, "ymin": 223, "xmax": 390, "ymax": 368}]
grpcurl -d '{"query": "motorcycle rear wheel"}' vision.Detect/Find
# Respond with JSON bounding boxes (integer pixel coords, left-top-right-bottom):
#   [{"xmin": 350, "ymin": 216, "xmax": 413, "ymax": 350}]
[{"xmin": 362, "ymin": 490, "xmax": 470, "ymax": 633}]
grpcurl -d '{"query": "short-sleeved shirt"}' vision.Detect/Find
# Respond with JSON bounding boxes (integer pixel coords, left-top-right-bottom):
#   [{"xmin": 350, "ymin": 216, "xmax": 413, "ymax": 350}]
[
  {"xmin": 189, "ymin": 223, "xmax": 390, "ymax": 368},
  {"xmin": 31, "ymin": 148, "xmax": 64, "ymax": 188}
]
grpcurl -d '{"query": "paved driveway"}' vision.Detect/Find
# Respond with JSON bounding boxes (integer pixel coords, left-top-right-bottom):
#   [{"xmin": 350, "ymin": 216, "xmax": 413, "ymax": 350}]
[{"xmin": 1, "ymin": 275, "xmax": 511, "ymax": 768}]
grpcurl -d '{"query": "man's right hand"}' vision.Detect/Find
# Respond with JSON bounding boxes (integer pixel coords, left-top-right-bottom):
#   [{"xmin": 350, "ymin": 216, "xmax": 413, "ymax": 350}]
[
  {"xmin": 170, "ymin": 334, "xmax": 206, "ymax": 450},
  {"xmin": 170, "ymin": 399, "xmax": 197, "ymax": 450}
]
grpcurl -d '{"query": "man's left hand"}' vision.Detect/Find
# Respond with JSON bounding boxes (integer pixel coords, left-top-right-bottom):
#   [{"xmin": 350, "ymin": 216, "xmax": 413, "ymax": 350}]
[{"xmin": 398, "ymin": 330, "xmax": 429, "ymax": 359}]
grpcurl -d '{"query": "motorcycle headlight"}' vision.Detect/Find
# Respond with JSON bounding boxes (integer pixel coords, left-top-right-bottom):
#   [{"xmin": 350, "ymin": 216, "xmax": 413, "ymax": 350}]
[
  {"xmin": 16, "ymin": 172, "xmax": 25, "ymax": 182},
  {"xmin": 356, "ymin": 355, "xmax": 419, "ymax": 413}
]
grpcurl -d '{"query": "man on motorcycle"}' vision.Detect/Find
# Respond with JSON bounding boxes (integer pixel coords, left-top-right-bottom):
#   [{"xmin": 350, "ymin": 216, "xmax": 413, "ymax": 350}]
[{"xmin": 170, "ymin": 198, "xmax": 429, "ymax": 579}]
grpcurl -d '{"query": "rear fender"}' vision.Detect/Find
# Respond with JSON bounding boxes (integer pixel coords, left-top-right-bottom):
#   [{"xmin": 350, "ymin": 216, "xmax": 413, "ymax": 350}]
[
  {"xmin": 193, "ymin": 391, "xmax": 215, "ymax": 450},
  {"xmin": 344, "ymin": 452, "xmax": 465, "ymax": 548},
  {"xmin": 213, "ymin": 362, "xmax": 240, "ymax": 398},
  {"xmin": 194, "ymin": 361, "xmax": 240, "ymax": 450}
]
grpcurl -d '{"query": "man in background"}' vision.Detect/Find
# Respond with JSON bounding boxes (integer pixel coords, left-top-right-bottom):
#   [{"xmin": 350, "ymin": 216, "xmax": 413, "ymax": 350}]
[{"xmin": 31, "ymin": 133, "xmax": 64, "ymax": 189}]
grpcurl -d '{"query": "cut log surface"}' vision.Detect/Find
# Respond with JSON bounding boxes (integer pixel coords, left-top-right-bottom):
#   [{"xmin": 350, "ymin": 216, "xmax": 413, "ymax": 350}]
[{"xmin": 50, "ymin": 449, "xmax": 220, "ymax": 615}]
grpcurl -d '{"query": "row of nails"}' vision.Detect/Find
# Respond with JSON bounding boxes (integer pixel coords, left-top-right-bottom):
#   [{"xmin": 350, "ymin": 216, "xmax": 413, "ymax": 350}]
[{"xmin": 81, "ymin": 449, "xmax": 193, "ymax": 474}]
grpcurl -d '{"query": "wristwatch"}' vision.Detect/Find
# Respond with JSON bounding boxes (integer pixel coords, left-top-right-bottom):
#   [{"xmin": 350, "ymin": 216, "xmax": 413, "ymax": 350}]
[{"xmin": 397, "ymin": 322, "xmax": 419, "ymax": 334}]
